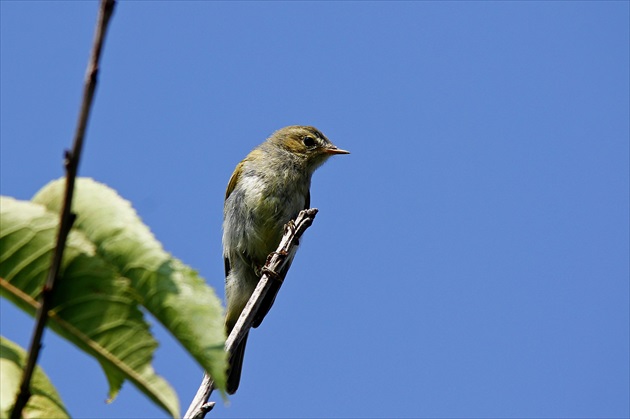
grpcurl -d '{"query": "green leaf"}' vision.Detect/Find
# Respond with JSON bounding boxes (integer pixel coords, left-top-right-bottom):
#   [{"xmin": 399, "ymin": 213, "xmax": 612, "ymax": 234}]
[
  {"xmin": 32, "ymin": 178, "xmax": 227, "ymax": 391},
  {"xmin": 0, "ymin": 196, "xmax": 179, "ymax": 417},
  {"xmin": 1, "ymin": 336, "xmax": 70, "ymax": 419}
]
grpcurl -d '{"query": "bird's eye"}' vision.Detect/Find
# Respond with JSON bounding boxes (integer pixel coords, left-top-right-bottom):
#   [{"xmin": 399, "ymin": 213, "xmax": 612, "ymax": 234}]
[{"xmin": 303, "ymin": 136, "xmax": 316, "ymax": 148}]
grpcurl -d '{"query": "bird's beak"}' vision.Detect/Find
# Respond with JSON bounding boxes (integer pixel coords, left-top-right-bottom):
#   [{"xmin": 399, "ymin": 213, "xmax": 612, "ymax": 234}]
[{"xmin": 325, "ymin": 146, "xmax": 350, "ymax": 155}]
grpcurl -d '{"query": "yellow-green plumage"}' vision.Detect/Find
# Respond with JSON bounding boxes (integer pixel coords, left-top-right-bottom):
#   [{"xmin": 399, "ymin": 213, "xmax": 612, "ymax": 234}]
[{"xmin": 222, "ymin": 125, "xmax": 348, "ymax": 394}]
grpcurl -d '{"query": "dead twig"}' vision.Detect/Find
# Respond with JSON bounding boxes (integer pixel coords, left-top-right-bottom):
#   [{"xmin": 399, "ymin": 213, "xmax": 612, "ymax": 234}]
[
  {"xmin": 10, "ymin": 1, "xmax": 116, "ymax": 417},
  {"xmin": 184, "ymin": 208, "xmax": 318, "ymax": 419}
]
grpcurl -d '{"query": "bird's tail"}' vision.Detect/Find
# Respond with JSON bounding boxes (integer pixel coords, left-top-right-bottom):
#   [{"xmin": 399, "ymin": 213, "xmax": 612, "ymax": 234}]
[{"xmin": 227, "ymin": 331, "xmax": 248, "ymax": 394}]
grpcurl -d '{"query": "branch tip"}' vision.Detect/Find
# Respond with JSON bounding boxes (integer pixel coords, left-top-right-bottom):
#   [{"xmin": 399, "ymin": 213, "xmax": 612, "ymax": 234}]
[{"xmin": 201, "ymin": 402, "xmax": 215, "ymax": 413}]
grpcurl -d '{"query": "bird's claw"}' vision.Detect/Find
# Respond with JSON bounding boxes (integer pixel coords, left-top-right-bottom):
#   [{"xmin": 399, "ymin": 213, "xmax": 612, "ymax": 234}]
[
  {"xmin": 261, "ymin": 265, "xmax": 283, "ymax": 283},
  {"xmin": 285, "ymin": 220, "xmax": 296, "ymax": 234},
  {"xmin": 261, "ymin": 250, "xmax": 288, "ymax": 282}
]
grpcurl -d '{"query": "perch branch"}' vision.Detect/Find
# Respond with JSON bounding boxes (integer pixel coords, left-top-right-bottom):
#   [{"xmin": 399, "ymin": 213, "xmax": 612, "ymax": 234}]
[
  {"xmin": 184, "ymin": 208, "xmax": 319, "ymax": 419},
  {"xmin": 10, "ymin": 1, "xmax": 116, "ymax": 418}
]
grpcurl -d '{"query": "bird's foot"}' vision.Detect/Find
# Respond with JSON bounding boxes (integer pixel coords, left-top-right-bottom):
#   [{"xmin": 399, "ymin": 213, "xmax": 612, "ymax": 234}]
[
  {"xmin": 285, "ymin": 220, "xmax": 299, "ymax": 245},
  {"xmin": 261, "ymin": 250, "xmax": 288, "ymax": 282},
  {"xmin": 261, "ymin": 265, "xmax": 283, "ymax": 282}
]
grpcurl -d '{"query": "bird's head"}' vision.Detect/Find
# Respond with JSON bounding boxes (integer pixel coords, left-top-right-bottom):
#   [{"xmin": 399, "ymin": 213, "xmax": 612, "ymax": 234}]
[{"xmin": 268, "ymin": 125, "xmax": 349, "ymax": 172}]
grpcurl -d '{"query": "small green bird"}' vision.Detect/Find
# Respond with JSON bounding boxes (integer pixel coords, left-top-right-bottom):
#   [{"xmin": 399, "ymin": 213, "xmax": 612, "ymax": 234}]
[{"xmin": 223, "ymin": 125, "xmax": 349, "ymax": 394}]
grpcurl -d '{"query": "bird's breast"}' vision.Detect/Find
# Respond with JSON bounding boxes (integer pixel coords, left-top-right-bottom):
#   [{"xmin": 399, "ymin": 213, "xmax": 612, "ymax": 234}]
[{"xmin": 223, "ymin": 171, "xmax": 309, "ymax": 265}]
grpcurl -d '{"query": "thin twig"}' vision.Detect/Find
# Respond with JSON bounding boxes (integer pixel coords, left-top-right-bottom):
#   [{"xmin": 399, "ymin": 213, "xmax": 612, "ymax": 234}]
[
  {"xmin": 10, "ymin": 1, "xmax": 116, "ymax": 418},
  {"xmin": 184, "ymin": 208, "xmax": 319, "ymax": 419}
]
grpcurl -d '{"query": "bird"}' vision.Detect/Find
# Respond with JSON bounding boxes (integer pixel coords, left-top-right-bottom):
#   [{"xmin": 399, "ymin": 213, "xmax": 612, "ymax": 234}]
[{"xmin": 222, "ymin": 125, "xmax": 349, "ymax": 394}]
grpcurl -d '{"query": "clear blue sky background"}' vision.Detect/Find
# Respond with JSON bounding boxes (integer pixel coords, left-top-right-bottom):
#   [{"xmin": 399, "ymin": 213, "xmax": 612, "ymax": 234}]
[{"xmin": 1, "ymin": 2, "xmax": 628, "ymax": 418}]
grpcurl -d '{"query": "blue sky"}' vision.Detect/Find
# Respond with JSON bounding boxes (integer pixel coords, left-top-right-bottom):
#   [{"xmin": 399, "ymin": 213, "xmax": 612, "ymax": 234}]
[{"xmin": 1, "ymin": 1, "xmax": 628, "ymax": 418}]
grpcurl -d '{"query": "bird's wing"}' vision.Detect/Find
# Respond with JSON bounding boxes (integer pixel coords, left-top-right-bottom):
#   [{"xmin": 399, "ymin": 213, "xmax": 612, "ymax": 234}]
[
  {"xmin": 305, "ymin": 189, "xmax": 310, "ymax": 210},
  {"xmin": 224, "ymin": 257, "xmax": 231, "ymax": 278},
  {"xmin": 225, "ymin": 160, "xmax": 244, "ymax": 201},
  {"xmin": 224, "ymin": 161, "xmax": 246, "ymax": 277}
]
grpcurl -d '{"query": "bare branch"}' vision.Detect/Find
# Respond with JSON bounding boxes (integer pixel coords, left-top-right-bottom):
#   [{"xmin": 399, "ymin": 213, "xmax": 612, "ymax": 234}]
[
  {"xmin": 10, "ymin": 1, "xmax": 116, "ymax": 418},
  {"xmin": 184, "ymin": 208, "xmax": 319, "ymax": 419}
]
